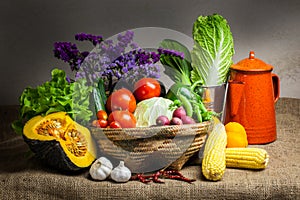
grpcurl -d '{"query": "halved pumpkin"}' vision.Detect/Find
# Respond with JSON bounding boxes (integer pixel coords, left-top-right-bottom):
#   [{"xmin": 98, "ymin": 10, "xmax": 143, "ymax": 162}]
[{"xmin": 23, "ymin": 112, "xmax": 96, "ymax": 171}]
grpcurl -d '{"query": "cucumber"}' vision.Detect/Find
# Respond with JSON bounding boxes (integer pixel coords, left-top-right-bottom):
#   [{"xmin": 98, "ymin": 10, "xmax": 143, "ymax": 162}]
[
  {"xmin": 97, "ymin": 79, "xmax": 107, "ymax": 104},
  {"xmin": 93, "ymin": 79, "xmax": 107, "ymax": 112}
]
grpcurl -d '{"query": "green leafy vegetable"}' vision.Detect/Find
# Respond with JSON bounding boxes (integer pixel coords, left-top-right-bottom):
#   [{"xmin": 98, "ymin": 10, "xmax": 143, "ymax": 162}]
[
  {"xmin": 12, "ymin": 69, "xmax": 93, "ymax": 134},
  {"xmin": 134, "ymin": 97, "xmax": 174, "ymax": 127},
  {"xmin": 191, "ymin": 14, "xmax": 234, "ymax": 86},
  {"xmin": 166, "ymin": 82, "xmax": 214, "ymax": 122},
  {"xmin": 69, "ymin": 78, "xmax": 93, "ymax": 123},
  {"xmin": 159, "ymin": 39, "xmax": 193, "ymax": 86}
]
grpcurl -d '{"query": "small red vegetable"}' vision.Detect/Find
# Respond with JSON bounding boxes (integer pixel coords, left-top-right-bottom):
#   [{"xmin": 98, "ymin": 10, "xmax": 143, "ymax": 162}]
[
  {"xmin": 108, "ymin": 110, "xmax": 136, "ymax": 128},
  {"xmin": 133, "ymin": 78, "xmax": 161, "ymax": 101},
  {"xmin": 156, "ymin": 115, "xmax": 170, "ymax": 126},
  {"xmin": 109, "ymin": 121, "xmax": 122, "ymax": 128},
  {"xmin": 172, "ymin": 106, "xmax": 187, "ymax": 118},
  {"xmin": 130, "ymin": 170, "xmax": 195, "ymax": 184},
  {"xmin": 106, "ymin": 88, "xmax": 136, "ymax": 113},
  {"xmin": 170, "ymin": 117, "xmax": 183, "ymax": 125},
  {"xmin": 98, "ymin": 119, "xmax": 108, "ymax": 128},
  {"xmin": 96, "ymin": 110, "xmax": 108, "ymax": 120},
  {"xmin": 181, "ymin": 115, "xmax": 196, "ymax": 124},
  {"xmin": 92, "ymin": 119, "xmax": 108, "ymax": 128}
]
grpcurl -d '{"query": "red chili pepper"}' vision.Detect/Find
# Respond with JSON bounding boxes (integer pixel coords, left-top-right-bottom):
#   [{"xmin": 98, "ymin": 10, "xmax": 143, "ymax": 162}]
[
  {"xmin": 162, "ymin": 170, "xmax": 196, "ymax": 183},
  {"xmin": 153, "ymin": 171, "xmax": 164, "ymax": 183},
  {"xmin": 130, "ymin": 170, "xmax": 195, "ymax": 184}
]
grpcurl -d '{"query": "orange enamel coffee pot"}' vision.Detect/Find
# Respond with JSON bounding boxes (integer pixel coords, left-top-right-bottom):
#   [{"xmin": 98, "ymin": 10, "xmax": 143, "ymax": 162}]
[{"xmin": 225, "ymin": 51, "xmax": 280, "ymax": 144}]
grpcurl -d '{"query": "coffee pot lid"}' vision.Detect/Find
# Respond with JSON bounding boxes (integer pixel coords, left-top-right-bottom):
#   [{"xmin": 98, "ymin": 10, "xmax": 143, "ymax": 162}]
[{"xmin": 230, "ymin": 51, "xmax": 273, "ymax": 72}]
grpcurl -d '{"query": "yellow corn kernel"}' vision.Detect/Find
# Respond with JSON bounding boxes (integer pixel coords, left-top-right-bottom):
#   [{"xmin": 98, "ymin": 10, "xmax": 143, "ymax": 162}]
[
  {"xmin": 225, "ymin": 147, "xmax": 269, "ymax": 169},
  {"xmin": 202, "ymin": 118, "xmax": 227, "ymax": 181}
]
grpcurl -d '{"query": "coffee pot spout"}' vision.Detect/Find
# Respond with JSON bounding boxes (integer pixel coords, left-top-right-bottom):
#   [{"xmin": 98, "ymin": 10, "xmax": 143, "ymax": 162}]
[{"xmin": 228, "ymin": 80, "xmax": 245, "ymax": 117}]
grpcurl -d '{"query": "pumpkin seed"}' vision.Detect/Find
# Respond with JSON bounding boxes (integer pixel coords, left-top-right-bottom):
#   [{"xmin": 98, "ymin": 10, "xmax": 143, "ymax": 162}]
[{"xmin": 35, "ymin": 118, "xmax": 88, "ymax": 157}]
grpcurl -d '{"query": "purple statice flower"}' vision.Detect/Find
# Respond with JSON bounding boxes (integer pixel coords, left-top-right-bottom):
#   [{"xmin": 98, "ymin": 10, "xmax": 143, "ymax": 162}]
[
  {"xmin": 66, "ymin": 76, "xmax": 73, "ymax": 83},
  {"xmin": 137, "ymin": 50, "xmax": 161, "ymax": 65},
  {"xmin": 74, "ymin": 52, "xmax": 104, "ymax": 85},
  {"xmin": 72, "ymin": 30, "xmax": 138, "ymax": 87},
  {"xmin": 157, "ymin": 48, "xmax": 185, "ymax": 59},
  {"xmin": 103, "ymin": 48, "xmax": 161, "ymax": 85},
  {"xmin": 75, "ymin": 33, "xmax": 103, "ymax": 46},
  {"xmin": 53, "ymin": 42, "xmax": 87, "ymax": 71},
  {"xmin": 54, "ymin": 33, "xmax": 103, "ymax": 72},
  {"xmin": 130, "ymin": 42, "xmax": 139, "ymax": 49},
  {"xmin": 54, "ymin": 30, "xmax": 161, "ymax": 89},
  {"xmin": 121, "ymin": 62, "xmax": 161, "ymax": 84},
  {"xmin": 99, "ymin": 30, "xmax": 135, "ymax": 61},
  {"xmin": 151, "ymin": 51, "xmax": 161, "ymax": 63}
]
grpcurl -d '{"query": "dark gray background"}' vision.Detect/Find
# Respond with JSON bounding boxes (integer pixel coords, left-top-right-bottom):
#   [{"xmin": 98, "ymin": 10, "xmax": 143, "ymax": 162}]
[{"xmin": 1, "ymin": 0, "xmax": 299, "ymax": 105}]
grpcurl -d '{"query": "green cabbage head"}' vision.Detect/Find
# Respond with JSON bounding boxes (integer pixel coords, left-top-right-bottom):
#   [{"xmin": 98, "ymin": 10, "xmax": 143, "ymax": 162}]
[{"xmin": 134, "ymin": 97, "xmax": 174, "ymax": 127}]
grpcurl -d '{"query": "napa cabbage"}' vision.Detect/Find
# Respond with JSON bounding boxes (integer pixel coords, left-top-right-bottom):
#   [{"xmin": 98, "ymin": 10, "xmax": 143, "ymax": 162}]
[{"xmin": 191, "ymin": 14, "xmax": 234, "ymax": 86}]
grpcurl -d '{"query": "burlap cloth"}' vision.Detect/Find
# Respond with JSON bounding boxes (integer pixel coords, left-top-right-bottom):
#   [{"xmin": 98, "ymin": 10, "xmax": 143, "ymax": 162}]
[{"xmin": 0, "ymin": 98, "xmax": 299, "ymax": 200}]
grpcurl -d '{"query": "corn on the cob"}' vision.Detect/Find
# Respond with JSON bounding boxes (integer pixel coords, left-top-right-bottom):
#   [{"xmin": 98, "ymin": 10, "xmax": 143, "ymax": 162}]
[
  {"xmin": 225, "ymin": 147, "xmax": 269, "ymax": 169},
  {"xmin": 202, "ymin": 118, "xmax": 227, "ymax": 181}
]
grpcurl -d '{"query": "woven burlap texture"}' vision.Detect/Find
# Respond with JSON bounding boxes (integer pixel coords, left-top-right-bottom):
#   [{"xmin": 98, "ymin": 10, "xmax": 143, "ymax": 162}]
[{"xmin": 0, "ymin": 98, "xmax": 299, "ymax": 200}]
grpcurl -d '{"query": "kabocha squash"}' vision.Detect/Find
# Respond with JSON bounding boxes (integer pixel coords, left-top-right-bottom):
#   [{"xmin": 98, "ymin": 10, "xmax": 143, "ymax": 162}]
[{"xmin": 23, "ymin": 112, "xmax": 96, "ymax": 171}]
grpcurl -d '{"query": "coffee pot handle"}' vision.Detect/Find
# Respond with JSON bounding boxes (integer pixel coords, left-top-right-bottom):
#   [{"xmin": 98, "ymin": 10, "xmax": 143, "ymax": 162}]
[{"xmin": 272, "ymin": 73, "xmax": 280, "ymax": 103}]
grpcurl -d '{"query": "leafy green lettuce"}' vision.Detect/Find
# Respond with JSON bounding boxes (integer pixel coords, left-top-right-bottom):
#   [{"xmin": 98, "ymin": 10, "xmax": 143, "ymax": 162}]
[
  {"xmin": 191, "ymin": 14, "xmax": 234, "ymax": 86},
  {"xmin": 12, "ymin": 69, "xmax": 93, "ymax": 134}
]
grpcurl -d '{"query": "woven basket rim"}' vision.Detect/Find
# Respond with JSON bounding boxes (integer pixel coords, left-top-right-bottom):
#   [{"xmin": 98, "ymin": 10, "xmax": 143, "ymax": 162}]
[
  {"xmin": 90, "ymin": 120, "xmax": 211, "ymax": 139},
  {"xmin": 90, "ymin": 120, "xmax": 210, "ymax": 131}
]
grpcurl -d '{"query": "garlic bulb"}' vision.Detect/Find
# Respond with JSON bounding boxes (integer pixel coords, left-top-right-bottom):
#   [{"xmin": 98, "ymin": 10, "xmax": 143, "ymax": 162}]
[
  {"xmin": 110, "ymin": 161, "xmax": 132, "ymax": 183},
  {"xmin": 89, "ymin": 157, "xmax": 113, "ymax": 181}
]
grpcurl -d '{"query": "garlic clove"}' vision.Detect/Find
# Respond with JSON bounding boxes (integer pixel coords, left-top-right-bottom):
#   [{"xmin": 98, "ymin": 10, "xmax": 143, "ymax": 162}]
[
  {"xmin": 89, "ymin": 157, "xmax": 113, "ymax": 181},
  {"xmin": 110, "ymin": 161, "xmax": 132, "ymax": 183}
]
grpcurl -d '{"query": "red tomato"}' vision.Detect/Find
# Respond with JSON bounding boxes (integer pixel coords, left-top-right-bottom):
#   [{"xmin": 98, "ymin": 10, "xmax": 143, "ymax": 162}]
[
  {"xmin": 106, "ymin": 88, "xmax": 136, "ymax": 113},
  {"xmin": 96, "ymin": 110, "xmax": 108, "ymax": 120},
  {"xmin": 108, "ymin": 110, "xmax": 136, "ymax": 128},
  {"xmin": 133, "ymin": 78, "xmax": 161, "ymax": 101},
  {"xmin": 98, "ymin": 119, "xmax": 108, "ymax": 128},
  {"xmin": 109, "ymin": 121, "xmax": 122, "ymax": 128},
  {"xmin": 92, "ymin": 119, "xmax": 108, "ymax": 128}
]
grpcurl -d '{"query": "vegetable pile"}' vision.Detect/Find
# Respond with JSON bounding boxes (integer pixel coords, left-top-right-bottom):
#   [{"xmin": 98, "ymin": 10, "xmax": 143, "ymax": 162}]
[
  {"xmin": 10, "ymin": 15, "xmax": 222, "ymax": 176},
  {"xmin": 91, "ymin": 75, "xmax": 210, "ymax": 129},
  {"xmin": 74, "ymin": 34, "xmax": 218, "ymax": 129},
  {"xmin": 12, "ymin": 29, "xmax": 215, "ymax": 134},
  {"xmin": 10, "ymin": 13, "xmax": 270, "ymax": 184}
]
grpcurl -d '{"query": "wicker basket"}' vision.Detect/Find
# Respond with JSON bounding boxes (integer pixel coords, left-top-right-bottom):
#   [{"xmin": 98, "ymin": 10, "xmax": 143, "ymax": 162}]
[{"xmin": 91, "ymin": 121, "xmax": 210, "ymax": 173}]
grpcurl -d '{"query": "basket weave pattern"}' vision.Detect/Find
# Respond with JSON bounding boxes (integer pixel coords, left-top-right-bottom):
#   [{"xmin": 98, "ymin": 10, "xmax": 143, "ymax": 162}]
[{"xmin": 91, "ymin": 121, "xmax": 210, "ymax": 173}]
